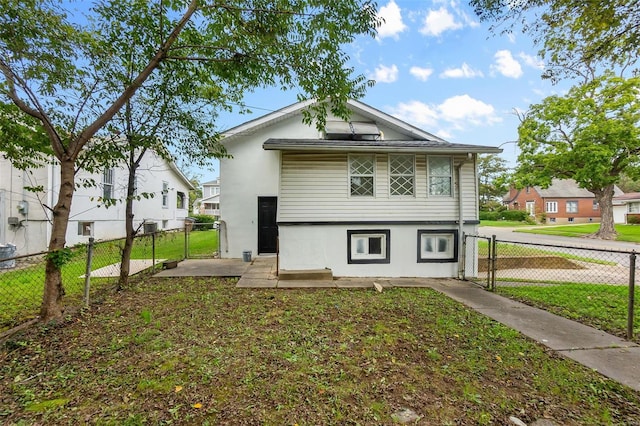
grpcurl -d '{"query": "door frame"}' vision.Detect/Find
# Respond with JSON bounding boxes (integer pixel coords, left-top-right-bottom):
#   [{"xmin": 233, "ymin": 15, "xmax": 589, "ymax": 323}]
[{"xmin": 257, "ymin": 196, "xmax": 278, "ymax": 254}]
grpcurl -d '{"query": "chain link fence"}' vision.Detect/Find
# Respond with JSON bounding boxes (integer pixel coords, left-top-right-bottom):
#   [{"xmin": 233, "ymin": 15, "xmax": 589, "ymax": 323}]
[
  {"xmin": 0, "ymin": 226, "xmax": 218, "ymax": 335},
  {"xmin": 463, "ymin": 233, "xmax": 639, "ymax": 341}
]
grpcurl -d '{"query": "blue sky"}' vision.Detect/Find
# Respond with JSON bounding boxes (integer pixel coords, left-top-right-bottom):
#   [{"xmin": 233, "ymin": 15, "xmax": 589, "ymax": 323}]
[{"xmin": 194, "ymin": 0, "xmax": 568, "ymax": 183}]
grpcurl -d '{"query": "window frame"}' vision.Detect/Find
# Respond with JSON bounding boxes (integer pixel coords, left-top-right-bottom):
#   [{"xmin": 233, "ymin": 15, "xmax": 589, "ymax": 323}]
[
  {"xmin": 347, "ymin": 229, "xmax": 390, "ymax": 264},
  {"xmin": 348, "ymin": 154, "xmax": 375, "ymax": 197},
  {"xmin": 176, "ymin": 191, "xmax": 185, "ymax": 209},
  {"xmin": 427, "ymin": 156, "xmax": 453, "ymax": 197},
  {"xmin": 545, "ymin": 201, "xmax": 558, "ymax": 213},
  {"xmin": 102, "ymin": 168, "xmax": 114, "ymax": 200},
  {"xmin": 162, "ymin": 181, "xmax": 169, "ymax": 208},
  {"xmin": 417, "ymin": 230, "xmax": 458, "ymax": 263},
  {"xmin": 389, "ymin": 154, "xmax": 415, "ymax": 197},
  {"xmin": 78, "ymin": 221, "xmax": 93, "ymax": 236},
  {"xmin": 566, "ymin": 200, "xmax": 578, "ymax": 213}
]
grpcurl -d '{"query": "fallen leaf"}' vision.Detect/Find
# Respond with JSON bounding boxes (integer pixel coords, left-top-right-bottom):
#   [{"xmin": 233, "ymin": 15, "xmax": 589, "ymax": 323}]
[
  {"xmin": 495, "ymin": 355, "xmax": 502, "ymax": 362},
  {"xmin": 193, "ymin": 403, "xmax": 202, "ymax": 409},
  {"xmin": 175, "ymin": 386, "xmax": 183, "ymax": 393}
]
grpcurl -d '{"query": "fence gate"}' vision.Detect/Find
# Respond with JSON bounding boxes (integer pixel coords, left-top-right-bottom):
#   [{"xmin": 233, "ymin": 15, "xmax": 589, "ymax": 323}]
[{"xmin": 462, "ymin": 233, "xmax": 493, "ymax": 289}]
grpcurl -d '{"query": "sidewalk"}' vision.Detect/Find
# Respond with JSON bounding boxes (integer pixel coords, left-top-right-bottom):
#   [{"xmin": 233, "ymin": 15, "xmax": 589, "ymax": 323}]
[{"xmin": 238, "ymin": 256, "xmax": 640, "ymax": 392}]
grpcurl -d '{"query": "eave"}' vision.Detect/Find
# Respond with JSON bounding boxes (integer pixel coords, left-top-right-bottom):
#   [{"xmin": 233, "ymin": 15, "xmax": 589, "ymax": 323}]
[{"xmin": 263, "ymin": 139, "xmax": 502, "ymax": 154}]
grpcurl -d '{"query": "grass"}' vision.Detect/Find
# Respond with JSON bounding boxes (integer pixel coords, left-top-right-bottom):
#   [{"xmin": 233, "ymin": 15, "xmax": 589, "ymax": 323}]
[
  {"xmin": 480, "ymin": 220, "xmax": 534, "ymax": 227},
  {"xmin": 476, "ymin": 240, "xmax": 615, "ymax": 265},
  {"xmin": 516, "ymin": 224, "xmax": 640, "ymax": 243},
  {"xmin": 0, "ymin": 230, "xmax": 218, "ymax": 333},
  {"xmin": 497, "ymin": 284, "xmax": 638, "ymax": 340},
  {"xmin": 2, "ymin": 278, "xmax": 640, "ymax": 424}
]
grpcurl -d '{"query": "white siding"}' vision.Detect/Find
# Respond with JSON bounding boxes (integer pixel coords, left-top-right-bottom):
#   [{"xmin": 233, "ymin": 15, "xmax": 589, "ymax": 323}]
[{"xmin": 279, "ymin": 153, "xmax": 478, "ymax": 222}]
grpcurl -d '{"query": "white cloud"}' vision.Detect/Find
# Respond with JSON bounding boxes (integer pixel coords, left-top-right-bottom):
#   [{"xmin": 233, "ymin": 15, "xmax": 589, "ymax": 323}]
[
  {"xmin": 409, "ymin": 66, "xmax": 434, "ymax": 81},
  {"xmin": 371, "ymin": 64, "xmax": 399, "ymax": 83},
  {"xmin": 420, "ymin": 7, "xmax": 462, "ymax": 37},
  {"xmin": 440, "ymin": 63, "xmax": 484, "ymax": 79},
  {"xmin": 491, "ymin": 50, "xmax": 523, "ymax": 79},
  {"xmin": 438, "ymin": 95, "xmax": 502, "ymax": 126},
  {"xmin": 518, "ymin": 52, "xmax": 544, "ymax": 70},
  {"xmin": 390, "ymin": 100, "xmax": 439, "ymax": 127},
  {"xmin": 376, "ymin": 0, "xmax": 407, "ymax": 40},
  {"xmin": 389, "ymin": 95, "xmax": 501, "ymax": 134}
]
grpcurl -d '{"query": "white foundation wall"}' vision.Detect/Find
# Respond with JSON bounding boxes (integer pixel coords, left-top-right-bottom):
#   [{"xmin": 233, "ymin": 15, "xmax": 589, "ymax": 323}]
[{"xmin": 278, "ymin": 223, "xmax": 478, "ymax": 278}]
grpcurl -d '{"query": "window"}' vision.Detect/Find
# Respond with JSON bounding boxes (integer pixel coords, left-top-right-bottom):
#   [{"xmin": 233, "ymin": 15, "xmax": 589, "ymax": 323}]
[
  {"xmin": 417, "ymin": 230, "xmax": 458, "ymax": 262},
  {"xmin": 102, "ymin": 168, "xmax": 114, "ymax": 200},
  {"xmin": 349, "ymin": 154, "xmax": 375, "ymax": 196},
  {"xmin": 177, "ymin": 191, "xmax": 185, "ymax": 209},
  {"xmin": 78, "ymin": 222, "xmax": 93, "ymax": 236},
  {"xmin": 568, "ymin": 217, "xmax": 574, "ymax": 222},
  {"xmin": 629, "ymin": 202, "xmax": 640, "ymax": 213},
  {"xmin": 347, "ymin": 230, "xmax": 390, "ymax": 264},
  {"xmin": 428, "ymin": 156, "xmax": 452, "ymax": 196},
  {"xmin": 593, "ymin": 200, "xmax": 599, "ymax": 210},
  {"xmin": 566, "ymin": 201, "xmax": 578, "ymax": 213},
  {"xmin": 545, "ymin": 201, "xmax": 558, "ymax": 213},
  {"xmin": 162, "ymin": 220, "xmax": 168, "ymax": 229},
  {"xmin": 162, "ymin": 182, "xmax": 169, "ymax": 208},
  {"xmin": 549, "ymin": 217, "xmax": 556, "ymax": 223},
  {"xmin": 389, "ymin": 154, "xmax": 415, "ymax": 196}
]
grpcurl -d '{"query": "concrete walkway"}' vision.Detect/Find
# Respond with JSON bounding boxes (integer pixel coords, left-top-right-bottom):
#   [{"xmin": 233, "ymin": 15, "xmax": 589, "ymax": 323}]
[{"xmin": 235, "ymin": 256, "xmax": 640, "ymax": 392}]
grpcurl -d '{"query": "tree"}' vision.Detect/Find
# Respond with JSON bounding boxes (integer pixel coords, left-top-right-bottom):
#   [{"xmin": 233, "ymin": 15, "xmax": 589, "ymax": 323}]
[
  {"xmin": 470, "ymin": 0, "xmax": 640, "ymax": 81},
  {"xmin": 0, "ymin": 0, "xmax": 380, "ymax": 322},
  {"xmin": 477, "ymin": 154, "xmax": 509, "ymax": 211},
  {"xmin": 514, "ymin": 73, "xmax": 640, "ymax": 239}
]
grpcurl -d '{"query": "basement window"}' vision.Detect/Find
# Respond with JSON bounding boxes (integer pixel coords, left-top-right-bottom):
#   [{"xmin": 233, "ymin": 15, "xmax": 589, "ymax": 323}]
[
  {"xmin": 347, "ymin": 230, "xmax": 390, "ymax": 264},
  {"xmin": 78, "ymin": 222, "xmax": 93, "ymax": 236},
  {"xmin": 417, "ymin": 230, "xmax": 458, "ymax": 263}
]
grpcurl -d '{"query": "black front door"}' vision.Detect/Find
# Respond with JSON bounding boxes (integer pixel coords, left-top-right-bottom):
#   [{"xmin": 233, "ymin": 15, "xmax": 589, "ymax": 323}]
[{"xmin": 258, "ymin": 196, "xmax": 278, "ymax": 254}]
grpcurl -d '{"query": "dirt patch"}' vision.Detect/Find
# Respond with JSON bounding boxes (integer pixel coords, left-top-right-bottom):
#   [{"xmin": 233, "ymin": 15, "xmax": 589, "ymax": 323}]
[{"xmin": 479, "ymin": 256, "xmax": 585, "ymax": 272}]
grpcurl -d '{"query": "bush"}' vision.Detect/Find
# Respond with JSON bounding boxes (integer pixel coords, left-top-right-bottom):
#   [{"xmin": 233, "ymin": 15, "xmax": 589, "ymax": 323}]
[
  {"xmin": 479, "ymin": 211, "xmax": 501, "ymax": 221},
  {"xmin": 499, "ymin": 210, "xmax": 529, "ymax": 221},
  {"xmin": 627, "ymin": 214, "xmax": 640, "ymax": 224},
  {"xmin": 189, "ymin": 214, "xmax": 216, "ymax": 223}
]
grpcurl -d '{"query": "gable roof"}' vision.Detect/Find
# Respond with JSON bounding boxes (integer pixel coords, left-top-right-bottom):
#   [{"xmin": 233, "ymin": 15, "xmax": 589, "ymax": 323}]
[
  {"xmin": 535, "ymin": 179, "xmax": 624, "ymax": 198},
  {"xmin": 221, "ymin": 99, "xmax": 501, "ymax": 154}
]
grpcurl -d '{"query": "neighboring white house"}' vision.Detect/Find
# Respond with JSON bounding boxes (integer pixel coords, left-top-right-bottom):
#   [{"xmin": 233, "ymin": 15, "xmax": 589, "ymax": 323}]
[
  {"xmin": 194, "ymin": 178, "xmax": 220, "ymax": 216},
  {"xmin": 0, "ymin": 150, "xmax": 194, "ymax": 255},
  {"xmin": 613, "ymin": 192, "xmax": 640, "ymax": 224},
  {"xmin": 219, "ymin": 99, "xmax": 500, "ymax": 278}
]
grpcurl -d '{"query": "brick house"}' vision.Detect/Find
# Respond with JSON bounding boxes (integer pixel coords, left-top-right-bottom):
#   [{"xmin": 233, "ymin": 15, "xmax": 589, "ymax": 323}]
[{"xmin": 503, "ymin": 179, "xmax": 624, "ymax": 224}]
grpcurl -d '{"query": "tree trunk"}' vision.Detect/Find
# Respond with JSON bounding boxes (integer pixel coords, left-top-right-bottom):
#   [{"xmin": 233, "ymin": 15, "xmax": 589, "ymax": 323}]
[
  {"xmin": 593, "ymin": 184, "xmax": 617, "ymax": 240},
  {"xmin": 40, "ymin": 158, "xmax": 75, "ymax": 322},
  {"xmin": 117, "ymin": 164, "xmax": 138, "ymax": 290}
]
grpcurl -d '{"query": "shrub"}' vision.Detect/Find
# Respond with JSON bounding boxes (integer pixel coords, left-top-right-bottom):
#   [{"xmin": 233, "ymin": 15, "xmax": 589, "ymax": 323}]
[
  {"xmin": 500, "ymin": 210, "xmax": 529, "ymax": 221},
  {"xmin": 479, "ymin": 211, "xmax": 500, "ymax": 221},
  {"xmin": 189, "ymin": 214, "xmax": 216, "ymax": 223},
  {"xmin": 627, "ymin": 214, "xmax": 640, "ymax": 224}
]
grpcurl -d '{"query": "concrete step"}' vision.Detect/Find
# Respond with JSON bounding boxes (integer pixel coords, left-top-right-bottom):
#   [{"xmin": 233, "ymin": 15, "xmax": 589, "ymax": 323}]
[{"xmin": 278, "ymin": 268, "xmax": 333, "ymax": 281}]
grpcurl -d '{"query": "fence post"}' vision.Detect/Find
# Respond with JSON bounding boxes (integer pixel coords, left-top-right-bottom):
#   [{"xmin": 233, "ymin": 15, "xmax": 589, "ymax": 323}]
[
  {"xmin": 461, "ymin": 232, "xmax": 467, "ymax": 280},
  {"xmin": 184, "ymin": 225, "xmax": 188, "ymax": 260},
  {"xmin": 152, "ymin": 231, "xmax": 156, "ymax": 271},
  {"xmin": 628, "ymin": 251, "xmax": 636, "ymax": 340},
  {"xmin": 490, "ymin": 235, "xmax": 497, "ymax": 291},
  {"xmin": 83, "ymin": 237, "xmax": 94, "ymax": 308}
]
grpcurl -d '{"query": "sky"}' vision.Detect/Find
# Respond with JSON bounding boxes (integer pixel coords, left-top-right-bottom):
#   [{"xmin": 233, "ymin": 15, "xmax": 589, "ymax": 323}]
[{"xmin": 193, "ymin": 0, "xmax": 568, "ymax": 183}]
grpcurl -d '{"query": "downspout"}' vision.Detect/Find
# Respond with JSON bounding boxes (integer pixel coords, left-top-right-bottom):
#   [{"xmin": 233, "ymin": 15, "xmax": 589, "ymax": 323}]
[{"xmin": 457, "ymin": 153, "xmax": 474, "ymax": 279}]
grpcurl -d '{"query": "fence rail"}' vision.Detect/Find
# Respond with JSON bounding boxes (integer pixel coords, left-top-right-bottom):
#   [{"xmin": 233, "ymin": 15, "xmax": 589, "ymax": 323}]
[
  {"xmin": 0, "ymin": 226, "xmax": 218, "ymax": 335},
  {"xmin": 463, "ymin": 233, "xmax": 639, "ymax": 341}
]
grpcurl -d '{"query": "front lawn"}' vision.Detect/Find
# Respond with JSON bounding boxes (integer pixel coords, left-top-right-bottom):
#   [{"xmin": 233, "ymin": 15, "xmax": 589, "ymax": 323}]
[
  {"xmin": 515, "ymin": 224, "xmax": 640, "ymax": 243},
  {"xmin": 2, "ymin": 278, "xmax": 640, "ymax": 424}
]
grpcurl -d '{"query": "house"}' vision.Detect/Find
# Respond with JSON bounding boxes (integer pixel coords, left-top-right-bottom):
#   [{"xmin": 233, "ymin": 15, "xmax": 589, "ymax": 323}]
[
  {"xmin": 613, "ymin": 192, "xmax": 640, "ymax": 224},
  {"xmin": 503, "ymin": 179, "xmax": 624, "ymax": 224},
  {"xmin": 194, "ymin": 178, "xmax": 220, "ymax": 217},
  {"xmin": 0, "ymin": 150, "xmax": 194, "ymax": 255},
  {"xmin": 218, "ymin": 99, "xmax": 500, "ymax": 278}
]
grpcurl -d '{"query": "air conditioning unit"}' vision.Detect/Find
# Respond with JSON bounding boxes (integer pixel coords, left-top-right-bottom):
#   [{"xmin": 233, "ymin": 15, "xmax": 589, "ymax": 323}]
[{"xmin": 143, "ymin": 222, "xmax": 157, "ymax": 234}]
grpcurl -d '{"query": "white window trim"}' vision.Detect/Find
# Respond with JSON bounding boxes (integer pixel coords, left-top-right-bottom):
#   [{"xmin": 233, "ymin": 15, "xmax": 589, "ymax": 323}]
[
  {"xmin": 162, "ymin": 181, "xmax": 169, "ymax": 208},
  {"xmin": 348, "ymin": 154, "xmax": 376, "ymax": 197},
  {"xmin": 389, "ymin": 154, "xmax": 415, "ymax": 197},
  {"xmin": 566, "ymin": 200, "xmax": 578, "ymax": 213},
  {"xmin": 417, "ymin": 230, "xmax": 458, "ymax": 263},
  {"xmin": 545, "ymin": 201, "xmax": 558, "ymax": 213},
  {"xmin": 78, "ymin": 221, "xmax": 94, "ymax": 236},
  {"xmin": 427, "ymin": 156, "xmax": 453, "ymax": 197},
  {"xmin": 347, "ymin": 230, "xmax": 390, "ymax": 264},
  {"xmin": 102, "ymin": 168, "xmax": 114, "ymax": 200}
]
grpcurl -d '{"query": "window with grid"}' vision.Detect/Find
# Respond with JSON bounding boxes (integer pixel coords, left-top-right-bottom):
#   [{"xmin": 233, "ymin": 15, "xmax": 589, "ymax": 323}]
[
  {"xmin": 428, "ymin": 156, "xmax": 452, "ymax": 196},
  {"xmin": 389, "ymin": 154, "xmax": 415, "ymax": 196},
  {"xmin": 629, "ymin": 202, "xmax": 640, "ymax": 213},
  {"xmin": 349, "ymin": 154, "xmax": 375, "ymax": 196},
  {"xmin": 102, "ymin": 168, "xmax": 114, "ymax": 200},
  {"xmin": 545, "ymin": 201, "xmax": 558, "ymax": 213},
  {"xmin": 162, "ymin": 181, "xmax": 169, "ymax": 208},
  {"xmin": 566, "ymin": 200, "xmax": 578, "ymax": 213}
]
